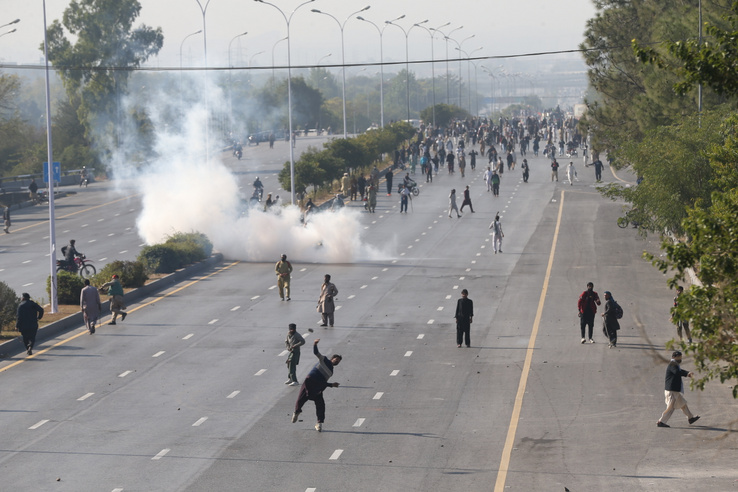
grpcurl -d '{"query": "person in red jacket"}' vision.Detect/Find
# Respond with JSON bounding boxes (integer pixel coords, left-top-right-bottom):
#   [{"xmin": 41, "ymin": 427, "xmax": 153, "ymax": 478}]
[{"xmin": 577, "ymin": 282, "xmax": 601, "ymax": 344}]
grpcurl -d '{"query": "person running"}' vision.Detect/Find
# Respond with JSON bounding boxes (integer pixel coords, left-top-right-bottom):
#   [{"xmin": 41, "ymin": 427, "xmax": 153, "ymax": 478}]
[{"xmin": 292, "ymin": 339, "xmax": 342, "ymax": 432}]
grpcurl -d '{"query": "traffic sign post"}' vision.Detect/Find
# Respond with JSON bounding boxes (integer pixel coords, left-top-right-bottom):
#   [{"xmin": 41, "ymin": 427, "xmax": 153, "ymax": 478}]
[{"xmin": 43, "ymin": 161, "xmax": 61, "ymax": 183}]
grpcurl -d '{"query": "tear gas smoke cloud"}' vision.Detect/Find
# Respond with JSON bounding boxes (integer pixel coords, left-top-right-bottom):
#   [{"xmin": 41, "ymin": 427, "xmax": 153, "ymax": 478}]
[{"xmin": 112, "ymin": 74, "xmax": 391, "ymax": 263}]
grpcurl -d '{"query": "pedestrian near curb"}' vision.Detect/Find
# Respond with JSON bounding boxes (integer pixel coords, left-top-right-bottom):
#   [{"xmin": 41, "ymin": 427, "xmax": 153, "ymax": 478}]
[
  {"xmin": 671, "ymin": 286, "xmax": 692, "ymax": 343},
  {"xmin": 275, "ymin": 254, "xmax": 293, "ymax": 301},
  {"xmin": 101, "ymin": 274, "xmax": 128, "ymax": 324},
  {"xmin": 657, "ymin": 350, "xmax": 700, "ymax": 428},
  {"xmin": 285, "ymin": 323, "xmax": 305, "ymax": 385},
  {"xmin": 80, "ymin": 278, "xmax": 102, "ymax": 334},
  {"xmin": 3, "ymin": 206, "xmax": 10, "ymax": 234},
  {"xmin": 292, "ymin": 339, "xmax": 342, "ymax": 432},
  {"xmin": 16, "ymin": 293, "xmax": 43, "ymax": 355}
]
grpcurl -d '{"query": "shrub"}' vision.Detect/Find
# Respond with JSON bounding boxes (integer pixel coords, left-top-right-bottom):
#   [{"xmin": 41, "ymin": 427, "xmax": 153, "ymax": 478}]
[
  {"xmin": 137, "ymin": 244, "xmax": 183, "ymax": 274},
  {"xmin": 94, "ymin": 260, "xmax": 148, "ymax": 288},
  {"xmin": 47, "ymin": 271, "xmax": 85, "ymax": 304},
  {"xmin": 0, "ymin": 281, "xmax": 19, "ymax": 331},
  {"xmin": 165, "ymin": 232, "xmax": 213, "ymax": 258}
]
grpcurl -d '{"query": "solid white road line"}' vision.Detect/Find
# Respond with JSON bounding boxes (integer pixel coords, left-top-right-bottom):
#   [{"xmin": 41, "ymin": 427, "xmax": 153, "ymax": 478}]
[
  {"xmin": 77, "ymin": 392, "xmax": 94, "ymax": 401},
  {"xmin": 390, "ymin": 370, "xmax": 399, "ymax": 376},
  {"xmin": 152, "ymin": 449, "xmax": 170, "ymax": 460},
  {"xmin": 29, "ymin": 420, "xmax": 49, "ymax": 430},
  {"xmin": 118, "ymin": 371, "xmax": 132, "ymax": 378},
  {"xmin": 373, "ymin": 392, "xmax": 383, "ymax": 400},
  {"xmin": 353, "ymin": 418, "xmax": 365, "ymax": 427},
  {"xmin": 183, "ymin": 334, "xmax": 194, "ymax": 340},
  {"xmin": 152, "ymin": 351, "xmax": 165, "ymax": 358},
  {"xmin": 329, "ymin": 449, "xmax": 344, "ymax": 460},
  {"xmin": 192, "ymin": 417, "xmax": 208, "ymax": 427},
  {"xmin": 254, "ymin": 369, "xmax": 267, "ymax": 376},
  {"xmin": 227, "ymin": 391, "xmax": 240, "ymax": 399}
]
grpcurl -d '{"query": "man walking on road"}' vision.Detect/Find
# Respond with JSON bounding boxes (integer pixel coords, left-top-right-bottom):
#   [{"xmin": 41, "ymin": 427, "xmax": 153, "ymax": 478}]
[
  {"xmin": 385, "ymin": 169, "xmax": 393, "ymax": 196},
  {"xmin": 577, "ymin": 282, "xmax": 601, "ymax": 343},
  {"xmin": 671, "ymin": 286, "xmax": 692, "ymax": 343},
  {"xmin": 100, "ymin": 274, "xmax": 128, "ymax": 325},
  {"xmin": 593, "ymin": 158, "xmax": 603, "ymax": 182},
  {"xmin": 551, "ymin": 159, "xmax": 560, "ymax": 182},
  {"xmin": 80, "ymin": 278, "xmax": 102, "ymax": 334},
  {"xmin": 657, "ymin": 350, "xmax": 700, "ymax": 428},
  {"xmin": 460, "ymin": 185, "xmax": 475, "ymax": 213},
  {"xmin": 3, "ymin": 206, "xmax": 10, "ymax": 234},
  {"xmin": 602, "ymin": 291, "xmax": 620, "ymax": 348},
  {"xmin": 16, "ymin": 293, "xmax": 43, "ymax": 355},
  {"xmin": 448, "ymin": 189, "xmax": 462, "ymax": 218},
  {"xmin": 292, "ymin": 339, "xmax": 342, "ymax": 431},
  {"xmin": 455, "ymin": 289, "xmax": 474, "ymax": 348},
  {"xmin": 285, "ymin": 323, "xmax": 305, "ymax": 386},
  {"xmin": 275, "ymin": 254, "xmax": 293, "ymax": 301},
  {"xmin": 317, "ymin": 274, "xmax": 338, "ymax": 327},
  {"xmin": 490, "ymin": 213, "xmax": 504, "ymax": 253}
]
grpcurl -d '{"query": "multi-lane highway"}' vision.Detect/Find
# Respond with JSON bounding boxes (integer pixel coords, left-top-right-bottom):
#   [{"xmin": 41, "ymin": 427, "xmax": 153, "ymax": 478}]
[{"xmin": 0, "ymin": 141, "xmax": 735, "ymax": 491}]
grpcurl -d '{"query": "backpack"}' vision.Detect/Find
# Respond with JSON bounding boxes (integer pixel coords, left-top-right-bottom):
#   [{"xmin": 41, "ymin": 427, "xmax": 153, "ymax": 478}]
[{"xmin": 613, "ymin": 300, "xmax": 623, "ymax": 319}]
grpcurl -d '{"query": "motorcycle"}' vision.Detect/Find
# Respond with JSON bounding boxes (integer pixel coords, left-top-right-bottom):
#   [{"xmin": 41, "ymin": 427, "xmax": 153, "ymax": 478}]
[
  {"xmin": 235, "ymin": 149, "xmax": 243, "ymax": 160},
  {"xmin": 56, "ymin": 255, "xmax": 96, "ymax": 278},
  {"xmin": 398, "ymin": 181, "xmax": 420, "ymax": 196}
]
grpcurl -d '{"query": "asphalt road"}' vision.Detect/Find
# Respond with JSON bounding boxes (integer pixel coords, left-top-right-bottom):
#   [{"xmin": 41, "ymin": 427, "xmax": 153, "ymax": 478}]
[{"xmin": 0, "ymin": 146, "xmax": 735, "ymax": 492}]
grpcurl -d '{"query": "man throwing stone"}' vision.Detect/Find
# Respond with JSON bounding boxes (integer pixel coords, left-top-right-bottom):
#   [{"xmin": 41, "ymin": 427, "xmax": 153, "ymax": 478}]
[{"xmin": 292, "ymin": 339, "xmax": 342, "ymax": 432}]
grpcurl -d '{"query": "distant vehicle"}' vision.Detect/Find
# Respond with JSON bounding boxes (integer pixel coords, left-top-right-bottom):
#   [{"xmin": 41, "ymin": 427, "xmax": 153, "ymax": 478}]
[
  {"xmin": 403, "ymin": 119, "xmax": 423, "ymax": 129},
  {"xmin": 247, "ymin": 130, "xmax": 287, "ymax": 146}
]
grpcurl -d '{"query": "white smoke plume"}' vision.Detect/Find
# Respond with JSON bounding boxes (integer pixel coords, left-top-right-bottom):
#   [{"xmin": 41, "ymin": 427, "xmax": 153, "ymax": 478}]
[{"xmin": 114, "ymin": 73, "xmax": 391, "ymax": 263}]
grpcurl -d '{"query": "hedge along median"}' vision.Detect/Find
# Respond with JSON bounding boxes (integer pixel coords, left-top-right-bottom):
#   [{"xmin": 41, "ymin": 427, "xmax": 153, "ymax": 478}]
[{"xmin": 0, "ymin": 232, "xmax": 218, "ymax": 357}]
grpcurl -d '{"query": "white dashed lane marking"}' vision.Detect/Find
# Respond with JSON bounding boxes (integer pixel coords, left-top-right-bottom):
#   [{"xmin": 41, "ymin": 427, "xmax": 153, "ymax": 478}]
[
  {"xmin": 353, "ymin": 418, "xmax": 365, "ymax": 427},
  {"xmin": 29, "ymin": 420, "xmax": 49, "ymax": 430},
  {"xmin": 192, "ymin": 417, "xmax": 208, "ymax": 427},
  {"xmin": 183, "ymin": 334, "xmax": 194, "ymax": 340},
  {"xmin": 417, "ymin": 334, "xmax": 425, "ymax": 339},
  {"xmin": 227, "ymin": 391, "xmax": 240, "ymax": 399},
  {"xmin": 231, "ymin": 306, "xmax": 241, "ymax": 311},
  {"xmin": 436, "ymin": 307, "xmax": 444, "ymax": 311},
  {"xmin": 427, "ymin": 319, "xmax": 434, "ymax": 324},
  {"xmin": 250, "ymin": 296, "xmax": 260, "ymax": 300},
  {"xmin": 445, "ymin": 295, "xmax": 452, "ymax": 299},
  {"xmin": 152, "ymin": 449, "xmax": 170, "ymax": 460},
  {"xmin": 347, "ymin": 295, "xmax": 355, "ymax": 299},
  {"xmin": 77, "ymin": 393, "xmax": 94, "ymax": 401},
  {"xmin": 329, "ymin": 449, "xmax": 344, "ymax": 460},
  {"xmin": 390, "ymin": 370, "xmax": 399, "ymax": 376},
  {"xmin": 254, "ymin": 369, "xmax": 267, "ymax": 376},
  {"xmin": 404, "ymin": 351, "xmax": 413, "ymax": 357},
  {"xmin": 152, "ymin": 351, "xmax": 165, "ymax": 358},
  {"xmin": 373, "ymin": 392, "xmax": 384, "ymax": 400},
  {"xmin": 208, "ymin": 319, "xmax": 218, "ymax": 325},
  {"xmin": 118, "ymin": 371, "xmax": 132, "ymax": 378},
  {"xmin": 360, "ymin": 285, "xmax": 367, "ymax": 289}
]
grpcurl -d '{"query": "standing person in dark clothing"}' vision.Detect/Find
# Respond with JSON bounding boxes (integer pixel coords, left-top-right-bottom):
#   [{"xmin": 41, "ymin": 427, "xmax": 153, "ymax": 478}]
[
  {"xmin": 459, "ymin": 185, "xmax": 475, "ymax": 213},
  {"xmin": 551, "ymin": 159, "xmax": 560, "ymax": 182},
  {"xmin": 446, "ymin": 152, "xmax": 455, "ymax": 174},
  {"xmin": 357, "ymin": 174, "xmax": 367, "ymax": 200},
  {"xmin": 16, "ymin": 293, "xmax": 44, "ymax": 355},
  {"xmin": 657, "ymin": 351, "xmax": 700, "ymax": 428},
  {"xmin": 292, "ymin": 339, "xmax": 342, "ymax": 432},
  {"xmin": 454, "ymin": 289, "xmax": 474, "ymax": 348},
  {"xmin": 29, "ymin": 178, "xmax": 39, "ymax": 204},
  {"xmin": 521, "ymin": 159, "xmax": 529, "ymax": 183},
  {"xmin": 601, "ymin": 291, "xmax": 620, "ymax": 348},
  {"xmin": 671, "ymin": 286, "xmax": 692, "ymax": 343},
  {"xmin": 3, "ymin": 206, "xmax": 10, "ymax": 234},
  {"xmin": 317, "ymin": 274, "xmax": 338, "ymax": 327},
  {"xmin": 468, "ymin": 149, "xmax": 478, "ymax": 170},
  {"xmin": 593, "ymin": 158, "xmax": 603, "ymax": 182},
  {"xmin": 385, "ymin": 169, "xmax": 393, "ymax": 196},
  {"xmin": 577, "ymin": 282, "xmax": 601, "ymax": 344},
  {"xmin": 284, "ymin": 323, "xmax": 306, "ymax": 386}
]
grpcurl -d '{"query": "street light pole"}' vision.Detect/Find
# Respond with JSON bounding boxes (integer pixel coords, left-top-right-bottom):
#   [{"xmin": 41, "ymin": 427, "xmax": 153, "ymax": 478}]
[
  {"xmin": 255, "ymin": 0, "xmax": 315, "ymax": 205},
  {"xmin": 385, "ymin": 18, "xmax": 411, "ymax": 122},
  {"xmin": 317, "ymin": 53, "xmax": 332, "ymax": 65},
  {"xmin": 179, "ymin": 30, "xmax": 202, "ymax": 95},
  {"xmin": 41, "ymin": 2, "xmax": 57, "ymax": 313},
  {"xmin": 357, "ymin": 15, "xmax": 398, "ymax": 128},
  {"xmin": 271, "ymin": 36, "xmax": 287, "ymax": 84},
  {"xmin": 312, "ymin": 6, "xmax": 370, "ymax": 138},
  {"xmin": 415, "ymin": 21, "xmax": 447, "ymax": 129},
  {"xmin": 194, "ymin": 0, "xmax": 212, "ymax": 163},
  {"xmin": 228, "ymin": 31, "xmax": 248, "ymax": 118}
]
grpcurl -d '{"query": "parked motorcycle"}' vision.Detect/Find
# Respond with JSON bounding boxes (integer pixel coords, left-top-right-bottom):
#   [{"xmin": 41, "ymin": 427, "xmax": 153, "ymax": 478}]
[{"xmin": 56, "ymin": 255, "xmax": 96, "ymax": 278}]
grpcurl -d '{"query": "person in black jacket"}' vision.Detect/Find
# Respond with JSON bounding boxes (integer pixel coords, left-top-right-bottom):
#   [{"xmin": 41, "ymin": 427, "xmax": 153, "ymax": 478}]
[
  {"xmin": 16, "ymin": 293, "xmax": 44, "ymax": 355},
  {"xmin": 657, "ymin": 351, "xmax": 700, "ymax": 428},
  {"xmin": 455, "ymin": 289, "xmax": 474, "ymax": 348},
  {"xmin": 601, "ymin": 291, "xmax": 619, "ymax": 348}
]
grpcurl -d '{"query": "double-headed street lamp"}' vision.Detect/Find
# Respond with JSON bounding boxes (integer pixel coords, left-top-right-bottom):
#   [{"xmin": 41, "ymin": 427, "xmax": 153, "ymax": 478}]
[
  {"xmin": 1, "ymin": 18, "xmax": 19, "ymax": 37},
  {"xmin": 456, "ymin": 45, "xmax": 482, "ymax": 114},
  {"xmin": 271, "ymin": 36, "xmax": 287, "ymax": 84},
  {"xmin": 179, "ymin": 29, "xmax": 203, "ymax": 94},
  {"xmin": 194, "ymin": 1, "xmax": 212, "ymax": 161},
  {"xmin": 413, "ymin": 21, "xmax": 447, "ymax": 129},
  {"xmin": 356, "ymin": 14, "xmax": 401, "ymax": 128},
  {"xmin": 385, "ymin": 17, "xmax": 412, "ymax": 122},
  {"xmin": 228, "ymin": 31, "xmax": 248, "ymax": 117},
  {"xmin": 254, "ymin": 0, "xmax": 315, "ymax": 205},
  {"xmin": 317, "ymin": 53, "xmax": 332, "ymax": 65},
  {"xmin": 311, "ymin": 6, "xmax": 370, "ymax": 138},
  {"xmin": 432, "ymin": 25, "xmax": 462, "ymax": 104}
]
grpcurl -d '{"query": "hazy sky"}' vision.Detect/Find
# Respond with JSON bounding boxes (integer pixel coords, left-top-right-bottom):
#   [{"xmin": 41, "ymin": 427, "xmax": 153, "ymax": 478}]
[{"xmin": 3, "ymin": 0, "xmax": 597, "ymax": 73}]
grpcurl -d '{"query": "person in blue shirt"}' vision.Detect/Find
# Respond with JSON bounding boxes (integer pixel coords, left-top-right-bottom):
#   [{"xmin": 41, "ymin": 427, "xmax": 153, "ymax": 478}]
[{"xmin": 292, "ymin": 339, "xmax": 342, "ymax": 432}]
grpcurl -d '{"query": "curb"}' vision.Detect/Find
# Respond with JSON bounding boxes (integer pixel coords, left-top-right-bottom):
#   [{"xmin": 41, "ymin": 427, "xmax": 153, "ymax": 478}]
[{"xmin": 1, "ymin": 253, "xmax": 224, "ymax": 357}]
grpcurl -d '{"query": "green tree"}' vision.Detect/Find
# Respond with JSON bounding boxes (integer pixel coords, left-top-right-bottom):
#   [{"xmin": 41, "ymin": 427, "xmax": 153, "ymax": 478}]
[
  {"xmin": 254, "ymin": 76, "xmax": 325, "ymax": 131},
  {"xmin": 419, "ymin": 104, "xmax": 469, "ymax": 129},
  {"xmin": 44, "ymin": 0, "xmax": 163, "ymax": 153}
]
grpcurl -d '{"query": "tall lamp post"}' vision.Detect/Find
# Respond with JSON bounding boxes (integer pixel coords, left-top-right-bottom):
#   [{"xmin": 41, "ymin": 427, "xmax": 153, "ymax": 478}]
[
  {"xmin": 456, "ymin": 46, "xmax": 482, "ymax": 114},
  {"xmin": 271, "ymin": 36, "xmax": 287, "ymax": 84},
  {"xmin": 255, "ymin": 0, "xmax": 315, "ymax": 205},
  {"xmin": 194, "ymin": 1, "xmax": 212, "ymax": 162},
  {"xmin": 414, "ymin": 21, "xmax": 447, "ymax": 129},
  {"xmin": 41, "ymin": 3, "xmax": 58, "ymax": 312},
  {"xmin": 312, "ymin": 6, "xmax": 370, "ymax": 138},
  {"xmin": 357, "ymin": 15, "xmax": 401, "ymax": 128},
  {"xmin": 317, "ymin": 53, "xmax": 332, "ymax": 65},
  {"xmin": 179, "ymin": 30, "xmax": 202, "ymax": 95},
  {"xmin": 385, "ymin": 18, "xmax": 411, "ymax": 122},
  {"xmin": 228, "ymin": 31, "xmax": 248, "ymax": 117},
  {"xmin": 434, "ymin": 25, "xmax": 462, "ymax": 104}
]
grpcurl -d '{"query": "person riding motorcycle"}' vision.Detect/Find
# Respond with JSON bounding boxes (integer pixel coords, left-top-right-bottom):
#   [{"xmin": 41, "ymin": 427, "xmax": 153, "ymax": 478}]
[
  {"xmin": 253, "ymin": 177, "xmax": 264, "ymax": 201},
  {"xmin": 62, "ymin": 239, "xmax": 83, "ymax": 272},
  {"xmin": 80, "ymin": 167, "xmax": 88, "ymax": 187}
]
